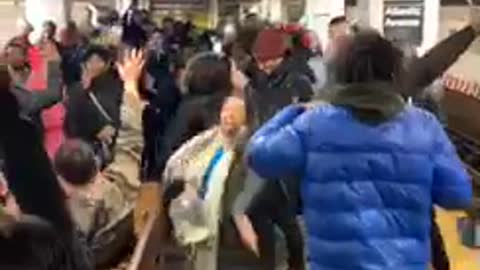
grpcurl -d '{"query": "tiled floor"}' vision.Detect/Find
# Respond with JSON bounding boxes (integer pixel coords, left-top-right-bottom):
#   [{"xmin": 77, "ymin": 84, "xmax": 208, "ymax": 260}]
[{"xmin": 436, "ymin": 209, "xmax": 480, "ymax": 270}]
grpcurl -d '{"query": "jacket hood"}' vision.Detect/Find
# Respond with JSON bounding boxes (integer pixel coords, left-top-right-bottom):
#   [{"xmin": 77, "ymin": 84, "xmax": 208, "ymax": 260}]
[{"xmin": 329, "ymin": 82, "xmax": 406, "ymax": 125}]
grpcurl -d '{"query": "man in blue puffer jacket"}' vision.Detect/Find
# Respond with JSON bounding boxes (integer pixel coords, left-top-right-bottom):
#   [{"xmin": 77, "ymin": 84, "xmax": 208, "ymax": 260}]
[{"xmin": 246, "ymin": 30, "xmax": 473, "ymax": 270}]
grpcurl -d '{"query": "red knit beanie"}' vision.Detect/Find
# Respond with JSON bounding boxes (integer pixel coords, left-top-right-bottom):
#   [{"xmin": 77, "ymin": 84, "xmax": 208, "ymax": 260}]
[{"xmin": 253, "ymin": 29, "xmax": 288, "ymax": 62}]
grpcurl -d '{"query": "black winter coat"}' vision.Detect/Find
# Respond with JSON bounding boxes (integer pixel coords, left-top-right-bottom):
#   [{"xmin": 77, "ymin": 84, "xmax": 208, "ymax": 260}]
[
  {"xmin": 65, "ymin": 71, "xmax": 124, "ymax": 145},
  {"xmin": 246, "ymin": 58, "xmax": 313, "ymax": 130},
  {"xmin": 141, "ymin": 54, "xmax": 182, "ymax": 180}
]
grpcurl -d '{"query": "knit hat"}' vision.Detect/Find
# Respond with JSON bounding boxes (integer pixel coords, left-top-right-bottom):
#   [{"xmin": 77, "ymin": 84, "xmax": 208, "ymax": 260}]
[{"xmin": 252, "ymin": 29, "xmax": 288, "ymax": 62}]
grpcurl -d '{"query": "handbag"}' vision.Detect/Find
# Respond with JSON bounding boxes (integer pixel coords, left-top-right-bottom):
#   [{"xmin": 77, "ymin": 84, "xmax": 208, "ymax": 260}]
[{"xmin": 88, "ymin": 92, "xmax": 115, "ymax": 168}]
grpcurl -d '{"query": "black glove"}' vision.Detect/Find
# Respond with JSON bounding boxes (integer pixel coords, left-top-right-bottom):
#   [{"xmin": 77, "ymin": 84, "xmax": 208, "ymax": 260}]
[{"xmin": 162, "ymin": 178, "xmax": 186, "ymax": 208}]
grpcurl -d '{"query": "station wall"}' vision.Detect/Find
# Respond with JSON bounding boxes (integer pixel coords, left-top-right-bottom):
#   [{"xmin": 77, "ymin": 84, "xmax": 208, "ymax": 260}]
[
  {"xmin": 346, "ymin": 5, "xmax": 471, "ymax": 41},
  {"xmin": 0, "ymin": 0, "xmax": 92, "ymax": 47},
  {"xmin": 0, "ymin": 1, "xmax": 474, "ymax": 49}
]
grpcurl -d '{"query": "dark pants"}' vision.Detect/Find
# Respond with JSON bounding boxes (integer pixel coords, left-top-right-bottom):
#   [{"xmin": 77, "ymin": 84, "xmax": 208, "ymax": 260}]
[
  {"xmin": 253, "ymin": 178, "xmax": 305, "ymax": 269},
  {"xmin": 233, "ymin": 170, "xmax": 305, "ymax": 269},
  {"xmin": 431, "ymin": 211, "xmax": 450, "ymax": 270}
]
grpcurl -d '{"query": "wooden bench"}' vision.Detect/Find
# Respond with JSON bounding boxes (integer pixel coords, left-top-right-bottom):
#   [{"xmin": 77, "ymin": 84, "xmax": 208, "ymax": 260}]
[{"xmin": 122, "ymin": 182, "xmax": 189, "ymax": 270}]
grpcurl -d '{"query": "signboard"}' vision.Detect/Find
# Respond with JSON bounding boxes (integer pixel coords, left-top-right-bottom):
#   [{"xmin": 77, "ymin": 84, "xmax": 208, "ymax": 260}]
[
  {"xmin": 151, "ymin": 0, "xmax": 207, "ymax": 9},
  {"xmin": 154, "ymin": 0, "xmax": 204, "ymax": 4},
  {"xmin": 383, "ymin": 0, "xmax": 424, "ymax": 46}
]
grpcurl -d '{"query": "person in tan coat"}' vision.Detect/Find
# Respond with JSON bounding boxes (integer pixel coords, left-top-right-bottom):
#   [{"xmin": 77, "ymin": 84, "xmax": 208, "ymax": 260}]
[{"xmin": 54, "ymin": 139, "xmax": 126, "ymax": 238}]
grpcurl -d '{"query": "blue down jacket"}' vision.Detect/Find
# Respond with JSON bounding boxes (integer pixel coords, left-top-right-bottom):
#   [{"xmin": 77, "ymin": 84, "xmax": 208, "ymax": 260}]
[{"xmin": 246, "ymin": 104, "xmax": 472, "ymax": 270}]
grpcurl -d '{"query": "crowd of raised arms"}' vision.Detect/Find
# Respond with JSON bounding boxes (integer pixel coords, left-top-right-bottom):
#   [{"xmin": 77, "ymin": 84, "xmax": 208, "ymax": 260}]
[{"xmin": 0, "ymin": 2, "xmax": 480, "ymax": 270}]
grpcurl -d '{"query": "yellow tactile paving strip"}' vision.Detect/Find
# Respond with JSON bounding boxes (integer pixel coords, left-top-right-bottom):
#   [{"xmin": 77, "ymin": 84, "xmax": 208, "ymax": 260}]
[{"xmin": 435, "ymin": 209, "xmax": 480, "ymax": 270}]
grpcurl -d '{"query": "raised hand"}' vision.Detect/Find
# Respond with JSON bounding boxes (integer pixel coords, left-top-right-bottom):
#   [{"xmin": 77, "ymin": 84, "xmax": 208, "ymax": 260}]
[
  {"xmin": 117, "ymin": 49, "xmax": 145, "ymax": 85},
  {"xmin": 231, "ymin": 62, "xmax": 249, "ymax": 97},
  {"xmin": 117, "ymin": 49, "xmax": 147, "ymax": 121}
]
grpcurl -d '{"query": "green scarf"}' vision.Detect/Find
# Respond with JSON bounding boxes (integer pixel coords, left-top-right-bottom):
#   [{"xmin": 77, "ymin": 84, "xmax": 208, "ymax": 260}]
[{"xmin": 329, "ymin": 81, "xmax": 406, "ymax": 125}]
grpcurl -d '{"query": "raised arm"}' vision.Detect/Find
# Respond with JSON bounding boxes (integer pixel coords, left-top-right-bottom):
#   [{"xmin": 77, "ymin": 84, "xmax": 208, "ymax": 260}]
[
  {"xmin": 26, "ymin": 61, "xmax": 63, "ymax": 113},
  {"xmin": 117, "ymin": 49, "xmax": 147, "ymax": 124},
  {"xmin": 404, "ymin": 17, "xmax": 480, "ymax": 97},
  {"xmin": 0, "ymin": 81, "xmax": 73, "ymax": 234}
]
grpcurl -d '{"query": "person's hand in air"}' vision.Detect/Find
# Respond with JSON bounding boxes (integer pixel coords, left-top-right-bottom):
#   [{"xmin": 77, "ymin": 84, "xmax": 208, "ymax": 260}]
[
  {"xmin": 117, "ymin": 48, "xmax": 145, "ymax": 99},
  {"xmin": 231, "ymin": 61, "xmax": 249, "ymax": 97}
]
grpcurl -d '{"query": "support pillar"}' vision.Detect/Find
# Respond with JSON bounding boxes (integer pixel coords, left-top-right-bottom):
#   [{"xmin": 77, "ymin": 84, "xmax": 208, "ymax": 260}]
[
  {"xmin": 259, "ymin": 0, "xmax": 284, "ymax": 23},
  {"xmin": 208, "ymin": 0, "xmax": 219, "ymax": 28},
  {"xmin": 116, "ymin": 0, "xmax": 149, "ymax": 16},
  {"xmin": 269, "ymin": 0, "xmax": 284, "ymax": 23},
  {"xmin": 116, "ymin": 0, "xmax": 130, "ymax": 15},
  {"xmin": 357, "ymin": 0, "xmax": 384, "ymax": 33},
  {"xmin": 25, "ymin": 0, "xmax": 71, "ymax": 39},
  {"xmin": 421, "ymin": 0, "xmax": 440, "ymax": 54},
  {"xmin": 304, "ymin": 0, "xmax": 345, "ymax": 50}
]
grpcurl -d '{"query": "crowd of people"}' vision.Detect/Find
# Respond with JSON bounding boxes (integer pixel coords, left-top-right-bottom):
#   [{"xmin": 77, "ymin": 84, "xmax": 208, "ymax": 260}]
[{"xmin": 0, "ymin": 1, "xmax": 479, "ymax": 270}]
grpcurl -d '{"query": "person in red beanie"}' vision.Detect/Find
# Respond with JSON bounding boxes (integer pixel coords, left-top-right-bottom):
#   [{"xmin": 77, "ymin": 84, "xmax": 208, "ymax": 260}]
[
  {"xmin": 248, "ymin": 28, "xmax": 313, "ymax": 127},
  {"xmin": 252, "ymin": 29, "xmax": 288, "ymax": 75},
  {"xmin": 237, "ymin": 28, "xmax": 312, "ymax": 270}
]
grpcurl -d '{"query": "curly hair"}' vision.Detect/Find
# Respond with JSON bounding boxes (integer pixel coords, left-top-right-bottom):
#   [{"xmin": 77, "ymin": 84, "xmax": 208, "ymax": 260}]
[{"xmin": 335, "ymin": 30, "xmax": 403, "ymax": 85}]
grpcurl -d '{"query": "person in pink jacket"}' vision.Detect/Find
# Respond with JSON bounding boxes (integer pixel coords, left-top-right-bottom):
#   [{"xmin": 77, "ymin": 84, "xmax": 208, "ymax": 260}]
[{"xmin": 27, "ymin": 41, "xmax": 65, "ymax": 159}]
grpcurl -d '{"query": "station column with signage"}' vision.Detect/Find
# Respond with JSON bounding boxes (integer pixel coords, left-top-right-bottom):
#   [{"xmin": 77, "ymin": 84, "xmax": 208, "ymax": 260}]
[
  {"xmin": 383, "ymin": 0, "xmax": 425, "ymax": 46},
  {"xmin": 359, "ymin": 0, "xmax": 439, "ymax": 54}
]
